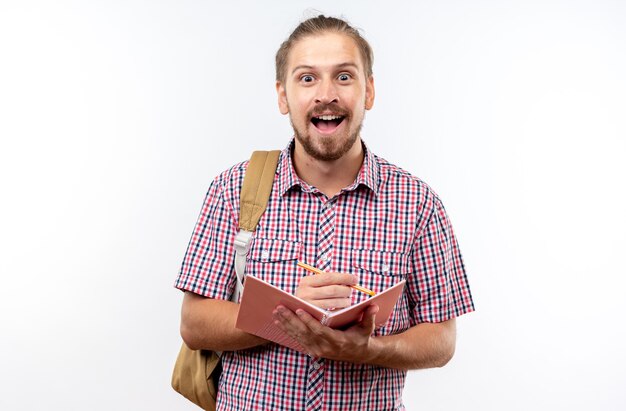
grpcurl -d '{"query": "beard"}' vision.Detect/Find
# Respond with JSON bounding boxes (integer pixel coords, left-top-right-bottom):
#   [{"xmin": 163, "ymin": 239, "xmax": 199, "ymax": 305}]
[{"xmin": 290, "ymin": 103, "xmax": 364, "ymax": 162}]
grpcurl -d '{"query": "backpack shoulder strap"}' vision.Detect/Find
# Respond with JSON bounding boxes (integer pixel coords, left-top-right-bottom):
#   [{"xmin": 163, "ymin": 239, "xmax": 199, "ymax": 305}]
[
  {"xmin": 239, "ymin": 150, "xmax": 282, "ymax": 231},
  {"xmin": 232, "ymin": 150, "xmax": 281, "ymax": 302}
]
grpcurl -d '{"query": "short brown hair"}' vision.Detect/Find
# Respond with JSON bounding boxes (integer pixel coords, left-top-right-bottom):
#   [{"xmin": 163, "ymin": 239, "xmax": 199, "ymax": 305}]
[{"xmin": 275, "ymin": 15, "xmax": 374, "ymax": 83}]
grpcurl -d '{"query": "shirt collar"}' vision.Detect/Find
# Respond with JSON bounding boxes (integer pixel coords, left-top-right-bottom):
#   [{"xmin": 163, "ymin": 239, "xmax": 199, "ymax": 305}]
[{"xmin": 276, "ymin": 138, "xmax": 380, "ymax": 197}]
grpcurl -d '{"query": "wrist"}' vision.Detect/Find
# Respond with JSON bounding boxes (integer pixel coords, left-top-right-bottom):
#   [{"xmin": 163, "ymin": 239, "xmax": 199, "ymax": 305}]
[{"xmin": 364, "ymin": 335, "xmax": 384, "ymax": 365}]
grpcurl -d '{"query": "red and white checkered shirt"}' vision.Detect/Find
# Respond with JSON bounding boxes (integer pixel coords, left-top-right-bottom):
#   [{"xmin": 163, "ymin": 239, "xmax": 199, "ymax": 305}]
[{"xmin": 175, "ymin": 140, "xmax": 474, "ymax": 411}]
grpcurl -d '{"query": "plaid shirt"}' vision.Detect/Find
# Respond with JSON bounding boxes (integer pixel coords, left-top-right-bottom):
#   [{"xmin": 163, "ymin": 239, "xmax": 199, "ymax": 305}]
[{"xmin": 175, "ymin": 140, "xmax": 474, "ymax": 411}]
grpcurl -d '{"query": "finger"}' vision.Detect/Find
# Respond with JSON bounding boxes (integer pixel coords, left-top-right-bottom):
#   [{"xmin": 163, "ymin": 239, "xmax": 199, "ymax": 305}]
[
  {"xmin": 357, "ymin": 304, "xmax": 379, "ymax": 333},
  {"xmin": 298, "ymin": 284, "xmax": 352, "ymax": 300},
  {"xmin": 300, "ymin": 272, "xmax": 357, "ymax": 287},
  {"xmin": 273, "ymin": 307, "xmax": 332, "ymax": 352},
  {"xmin": 274, "ymin": 306, "xmax": 330, "ymax": 336},
  {"xmin": 273, "ymin": 306, "xmax": 331, "ymax": 335},
  {"xmin": 310, "ymin": 297, "xmax": 351, "ymax": 310},
  {"xmin": 295, "ymin": 309, "xmax": 336, "ymax": 339},
  {"xmin": 273, "ymin": 306, "xmax": 311, "ymax": 337},
  {"xmin": 317, "ymin": 285, "xmax": 353, "ymax": 299},
  {"xmin": 273, "ymin": 305, "xmax": 304, "ymax": 328}
]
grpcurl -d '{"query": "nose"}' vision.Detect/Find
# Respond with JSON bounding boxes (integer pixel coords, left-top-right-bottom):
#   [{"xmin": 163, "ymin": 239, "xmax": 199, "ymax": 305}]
[{"xmin": 314, "ymin": 79, "xmax": 339, "ymax": 105}]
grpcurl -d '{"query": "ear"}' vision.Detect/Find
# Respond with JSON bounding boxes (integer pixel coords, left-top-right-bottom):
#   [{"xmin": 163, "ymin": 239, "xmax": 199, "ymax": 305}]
[
  {"xmin": 276, "ymin": 81, "xmax": 289, "ymax": 115},
  {"xmin": 365, "ymin": 75, "xmax": 375, "ymax": 110}
]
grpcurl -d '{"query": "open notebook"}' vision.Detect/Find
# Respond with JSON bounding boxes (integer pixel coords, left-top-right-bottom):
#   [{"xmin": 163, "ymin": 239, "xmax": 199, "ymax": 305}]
[{"xmin": 236, "ymin": 275, "xmax": 406, "ymax": 353}]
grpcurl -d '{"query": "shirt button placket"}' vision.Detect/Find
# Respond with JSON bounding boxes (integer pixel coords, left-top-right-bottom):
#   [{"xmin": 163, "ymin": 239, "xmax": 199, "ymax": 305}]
[
  {"xmin": 306, "ymin": 199, "xmax": 334, "ymax": 410},
  {"xmin": 305, "ymin": 358, "xmax": 325, "ymax": 411},
  {"xmin": 316, "ymin": 199, "xmax": 335, "ymax": 272}
]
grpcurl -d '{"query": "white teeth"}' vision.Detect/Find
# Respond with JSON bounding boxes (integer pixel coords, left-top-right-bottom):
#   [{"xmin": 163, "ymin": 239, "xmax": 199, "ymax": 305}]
[{"xmin": 317, "ymin": 115, "xmax": 342, "ymax": 121}]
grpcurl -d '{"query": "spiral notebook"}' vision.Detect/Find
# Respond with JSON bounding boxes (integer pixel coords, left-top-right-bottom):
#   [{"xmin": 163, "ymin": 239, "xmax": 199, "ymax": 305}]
[{"xmin": 235, "ymin": 275, "xmax": 405, "ymax": 353}]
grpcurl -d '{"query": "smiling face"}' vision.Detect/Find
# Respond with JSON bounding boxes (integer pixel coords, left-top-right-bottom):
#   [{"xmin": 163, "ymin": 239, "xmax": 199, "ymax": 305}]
[{"xmin": 276, "ymin": 32, "xmax": 375, "ymax": 162}]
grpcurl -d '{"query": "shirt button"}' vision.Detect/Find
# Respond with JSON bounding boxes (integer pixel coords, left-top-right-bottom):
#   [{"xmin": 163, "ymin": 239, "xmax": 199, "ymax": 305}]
[
  {"xmin": 321, "ymin": 253, "xmax": 330, "ymax": 262},
  {"xmin": 382, "ymin": 264, "xmax": 390, "ymax": 273},
  {"xmin": 261, "ymin": 250, "xmax": 269, "ymax": 259},
  {"xmin": 312, "ymin": 362, "xmax": 321, "ymax": 370}
]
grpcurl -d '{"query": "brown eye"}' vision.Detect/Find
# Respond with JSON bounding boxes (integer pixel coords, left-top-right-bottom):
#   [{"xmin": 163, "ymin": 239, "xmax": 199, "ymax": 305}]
[
  {"xmin": 301, "ymin": 75, "xmax": 314, "ymax": 83},
  {"xmin": 338, "ymin": 74, "xmax": 351, "ymax": 81}
]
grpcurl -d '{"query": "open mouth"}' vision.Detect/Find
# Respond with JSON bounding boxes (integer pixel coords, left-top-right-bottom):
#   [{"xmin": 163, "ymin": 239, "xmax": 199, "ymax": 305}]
[{"xmin": 311, "ymin": 114, "xmax": 346, "ymax": 133}]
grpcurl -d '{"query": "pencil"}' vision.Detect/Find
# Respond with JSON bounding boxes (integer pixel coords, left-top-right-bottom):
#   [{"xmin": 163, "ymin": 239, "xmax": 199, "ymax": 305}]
[{"xmin": 296, "ymin": 261, "xmax": 376, "ymax": 296}]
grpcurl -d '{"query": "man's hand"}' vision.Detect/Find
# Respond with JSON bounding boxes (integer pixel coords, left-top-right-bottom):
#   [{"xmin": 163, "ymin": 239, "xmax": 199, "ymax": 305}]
[
  {"xmin": 272, "ymin": 301, "xmax": 458, "ymax": 370},
  {"xmin": 295, "ymin": 272, "xmax": 357, "ymax": 310},
  {"xmin": 272, "ymin": 303, "xmax": 380, "ymax": 363}
]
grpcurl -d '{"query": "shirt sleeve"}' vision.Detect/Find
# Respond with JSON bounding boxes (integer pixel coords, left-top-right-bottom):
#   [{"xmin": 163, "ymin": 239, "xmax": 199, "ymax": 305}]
[
  {"xmin": 409, "ymin": 198, "xmax": 474, "ymax": 324},
  {"xmin": 174, "ymin": 174, "xmax": 239, "ymax": 300}
]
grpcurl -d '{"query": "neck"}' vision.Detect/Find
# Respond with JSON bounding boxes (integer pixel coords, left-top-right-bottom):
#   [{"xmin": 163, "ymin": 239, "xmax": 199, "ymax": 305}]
[{"xmin": 292, "ymin": 138, "xmax": 364, "ymax": 198}]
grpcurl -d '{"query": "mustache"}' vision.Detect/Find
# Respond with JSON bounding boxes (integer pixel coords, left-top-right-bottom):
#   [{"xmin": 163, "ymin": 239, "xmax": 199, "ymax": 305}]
[{"xmin": 308, "ymin": 103, "xmax": 350, "ymax": 118}]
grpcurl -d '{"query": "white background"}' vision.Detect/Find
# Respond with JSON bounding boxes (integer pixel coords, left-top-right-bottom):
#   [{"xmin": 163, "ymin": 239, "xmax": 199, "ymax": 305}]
[{"xmin": 1, "ymin": 1, "xmax": 625, "ymax": 410}]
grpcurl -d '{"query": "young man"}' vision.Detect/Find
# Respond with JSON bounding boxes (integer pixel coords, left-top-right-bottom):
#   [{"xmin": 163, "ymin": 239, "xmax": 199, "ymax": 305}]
[{"xmin": 175, "ymin": 15, "xmax": 474, "ymax": 411}]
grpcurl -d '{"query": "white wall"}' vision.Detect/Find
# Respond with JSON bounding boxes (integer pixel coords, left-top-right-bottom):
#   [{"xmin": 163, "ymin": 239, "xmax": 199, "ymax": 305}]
[{"xmin": 1, "ymin": 1, "xmax": 624, "ymax": 409}]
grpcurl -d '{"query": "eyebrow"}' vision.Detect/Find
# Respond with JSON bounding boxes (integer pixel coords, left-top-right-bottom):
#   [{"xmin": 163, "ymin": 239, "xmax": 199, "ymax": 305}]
[{"xmin": 291, "ymin": 62, "xmax": 360, "ymax": 75}]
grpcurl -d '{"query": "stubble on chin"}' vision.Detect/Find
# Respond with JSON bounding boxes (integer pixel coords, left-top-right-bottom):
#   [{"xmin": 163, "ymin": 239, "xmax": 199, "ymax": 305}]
[{"xmin": 292, "ymin": 120, "xmax": 362, "ymax": 162}]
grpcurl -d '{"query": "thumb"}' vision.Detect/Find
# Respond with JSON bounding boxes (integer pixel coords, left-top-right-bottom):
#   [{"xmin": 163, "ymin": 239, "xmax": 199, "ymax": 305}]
[{"xmin": 359, "ymin": 304, "xmax": 379, "ymax": 332}]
